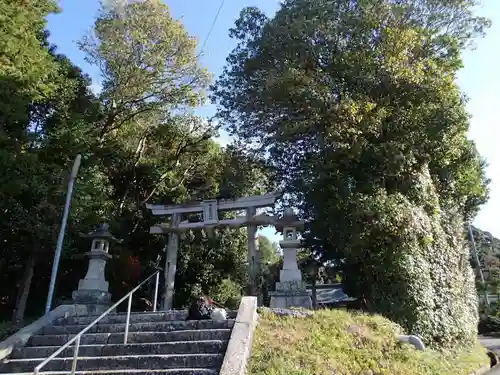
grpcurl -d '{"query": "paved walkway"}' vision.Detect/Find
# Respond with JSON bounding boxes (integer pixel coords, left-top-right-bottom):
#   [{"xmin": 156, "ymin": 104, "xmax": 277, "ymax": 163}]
[
  {"xmin": 480, "ymin": 336, "xmax": 500, "ymax": 353},
  {"xmin": 480, "ymin": 336, "xmax": 500, "ymax": 374},
  {"xmin": 484, "ymin": 364, "xmax": 500, "ymax": 374}
]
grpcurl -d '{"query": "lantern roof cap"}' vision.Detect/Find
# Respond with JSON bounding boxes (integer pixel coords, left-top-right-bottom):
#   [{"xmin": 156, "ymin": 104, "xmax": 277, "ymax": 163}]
[
  {"xmin": 83, "ymin": 223, "xmax": 122, "ymax": 243},
  {"xmin": 275, "ymin": 208, "xmax": 304, "ymax": 232}
]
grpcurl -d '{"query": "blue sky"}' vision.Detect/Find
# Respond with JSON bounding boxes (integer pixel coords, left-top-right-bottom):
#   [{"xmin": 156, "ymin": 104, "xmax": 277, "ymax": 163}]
[{"xmin": 47, "ymin": 1, "xmax": 499, "ymax": 243}]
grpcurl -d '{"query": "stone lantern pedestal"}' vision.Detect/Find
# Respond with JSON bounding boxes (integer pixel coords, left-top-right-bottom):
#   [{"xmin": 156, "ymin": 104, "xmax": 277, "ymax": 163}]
[
  {"xmin": 72, "ymin": 223, "xmax": 120, "ymax": 315},
  {"xmin": 269, "ymin": 208, "xmax": 312, "ymax": 309}
]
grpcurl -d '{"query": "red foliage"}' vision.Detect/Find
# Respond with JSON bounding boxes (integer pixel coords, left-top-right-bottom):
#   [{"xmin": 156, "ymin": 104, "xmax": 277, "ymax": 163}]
[{"xmin": 125, "ymin": 255, "xmax": 141, "ymax": 281}]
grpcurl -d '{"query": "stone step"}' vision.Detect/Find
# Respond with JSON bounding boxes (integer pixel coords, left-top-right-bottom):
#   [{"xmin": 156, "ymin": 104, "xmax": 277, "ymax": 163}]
[
  {"xmin": 42, "ymin": 319, "xmax": 234, "ymax": 335},
  {"xmin": 12, "ymin": 340, "xmax": 227, "ymax": 359},
  {"xmin": 54, "ymin": 312, "xmax": 187, "ymax": 326},
  {"xmin": 0, "ymin": 369, "xmax": 217, "ymax": 375},
  {"xmin": 0, "ymin": 354, "xmax": 223, "ymax": 373},
  {"xmin": 30, "ymin": 329, "xmax": 231, "ymax": 347},
  {"xmin": 58, "ymin": 311, "xmax": 237, "ymax": 326}
]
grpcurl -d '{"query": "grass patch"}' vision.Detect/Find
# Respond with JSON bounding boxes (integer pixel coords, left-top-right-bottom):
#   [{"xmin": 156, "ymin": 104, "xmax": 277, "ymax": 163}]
[{"xmin": 250, "ymin": 309, "xmax": 488, "ymax": 375}]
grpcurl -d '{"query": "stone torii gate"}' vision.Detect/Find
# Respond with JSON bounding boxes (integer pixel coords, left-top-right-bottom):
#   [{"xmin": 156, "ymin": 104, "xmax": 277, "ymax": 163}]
[{"xmin": 146, "ymin": 192, "xmax": 280, "ymax": 310}]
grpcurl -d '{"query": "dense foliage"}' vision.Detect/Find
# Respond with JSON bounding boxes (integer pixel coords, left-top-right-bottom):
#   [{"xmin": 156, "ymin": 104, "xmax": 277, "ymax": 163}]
[
  {"xmin": 0, "ymin": 0, "xmax": 494, "ymax": 354},
  {"xmin": 468, "ymin": 227, "xmax": 500, "ymax": 315},
  {"xmin": 213, "ymin": 0, "xmax": 490, "ymax": 349},
  {"xmin": 0, "ymin": 0, "xmax": 272, "ymax": 324},
  {"xmin": 470, "ymin": 226, "xmax": 500, "ymax": 289}
]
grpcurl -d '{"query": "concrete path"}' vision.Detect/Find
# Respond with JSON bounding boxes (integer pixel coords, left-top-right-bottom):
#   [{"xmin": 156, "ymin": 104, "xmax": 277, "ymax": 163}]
[
  {"xmin": 480, "ymin": 336, "xmax": 500, "ymax": 374},
  {"xmin": 480, "ymin": 336, "xmax": 500, "ymax": 353},
  {"xmin": 484, "ymin": 364, "xmax": 500, "ymax": 374}
]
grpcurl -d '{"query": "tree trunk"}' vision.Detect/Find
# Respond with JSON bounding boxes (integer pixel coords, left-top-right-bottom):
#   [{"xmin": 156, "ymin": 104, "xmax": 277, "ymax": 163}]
[
  {"xmin": 12, "ymin": 253, "xmax": 37, "ymax": 326},
  {"xmin": 311, "ymin": 278, "xmax": 317, "ymax": 309}
]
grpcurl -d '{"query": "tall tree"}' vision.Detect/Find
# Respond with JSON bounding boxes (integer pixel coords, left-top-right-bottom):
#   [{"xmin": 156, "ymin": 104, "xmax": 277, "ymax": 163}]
[
  {"xmin": 75, "ymin": 0, "xmax": 272, "ymax": 308},
  {"xmin": 0, "ymin": 0, "xmax": 273, "ymax": 322},
  {"xmin": 213, "ymin": 0, "xmax": 490, "ymax": 349},
  {"xmin": 257, "ymin": 235, "xmax": 279, "ymax": 266},
  {"xmin": 0, "ymin": 0, "xmax": 106, "ymax": 323},
  {"xmin": 78, "ymin": 0, "xmax": 213, "ymax": 217},
  {"xmin": 3, "ymin": 53, "xmax": 103, "ymax": 324},
  {"xmin": 0, "ymin": 0, "xmax": 59, "ymax": 140}
]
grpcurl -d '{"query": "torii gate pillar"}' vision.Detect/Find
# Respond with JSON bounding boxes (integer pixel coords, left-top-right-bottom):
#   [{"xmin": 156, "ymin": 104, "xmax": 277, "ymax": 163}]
[
  {"xmin": 163, "ymin": 213, "xmax": 180, "ymax": 311},
  {"xmin": 246, "ymin": 207, "xmax": 258, "ymax": 297}
]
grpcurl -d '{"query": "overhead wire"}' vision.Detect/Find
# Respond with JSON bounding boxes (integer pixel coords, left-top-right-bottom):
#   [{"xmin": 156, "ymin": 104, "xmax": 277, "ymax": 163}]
[{"xmin": 197, "ymin": 0, "xmax": 226, "ymax": 57}]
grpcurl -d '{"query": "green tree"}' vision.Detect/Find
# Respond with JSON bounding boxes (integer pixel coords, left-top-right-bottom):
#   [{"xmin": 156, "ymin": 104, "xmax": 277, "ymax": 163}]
[
  {"xmin": 0, "ymin": 0, "xmax": 273, "ymax": 323},
  {"xmin": 2, "ymin": 52, "xmax": 105, "ymax": 324},
  {"xmin": 0, "ymin": 0, "xmax": 108, "ymax": 324},
  {"xmin": 213, "ymin": 0, "xmax": 489, "ymax": 349},
  {"xmin": 257, "ymin": 235, "xmax": 279, "ymax": 266},
  {"xmin": 0, "ymin": 0, "xmax": 59, "ymax": 137},
  {"xmin": 73, "ymin": 0, "xmax": 215, "ymax": 302},
  {"xmin": 73, "ymin": 0, "xmax": 273, "ymax": 308}
]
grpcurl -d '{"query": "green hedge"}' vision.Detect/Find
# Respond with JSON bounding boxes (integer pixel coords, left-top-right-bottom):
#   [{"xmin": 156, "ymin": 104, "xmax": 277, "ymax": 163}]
[{"xmin": 343, "ymin": 166, "xmax": 478, "ymax": 349}]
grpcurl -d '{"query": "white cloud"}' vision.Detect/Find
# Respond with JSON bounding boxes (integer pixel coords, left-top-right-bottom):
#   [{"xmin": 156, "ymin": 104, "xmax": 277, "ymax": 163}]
[
  {"xmin": 101, "ymin": 0, "xmax": 128, "ymax": 13},
  {"xmin": 90, "ymin": 83, "xmax": 102, "ymax": 95}
]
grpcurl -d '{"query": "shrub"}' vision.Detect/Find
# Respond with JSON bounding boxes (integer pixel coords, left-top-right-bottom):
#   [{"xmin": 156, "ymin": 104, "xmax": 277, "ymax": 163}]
[
  {"xmin": 343, "ymin": 166, "xmax": 478, "ymax": 349},
  {"xmin": 209, "ymin": 278, "xmax": 242, "ymax": 309}
]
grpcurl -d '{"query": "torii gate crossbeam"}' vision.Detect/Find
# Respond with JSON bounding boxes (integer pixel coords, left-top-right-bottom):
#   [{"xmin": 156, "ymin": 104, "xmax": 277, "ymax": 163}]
[{"xmin": 146, "ymin": 192, "xmax": 280, "ymax": 310}]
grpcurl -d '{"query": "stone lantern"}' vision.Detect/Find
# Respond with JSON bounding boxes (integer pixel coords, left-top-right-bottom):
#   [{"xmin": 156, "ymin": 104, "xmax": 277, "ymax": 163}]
[
  {"xmin": 269, "ymin": 208, "xmax": 312, "ymax": 309},
  {"xmin": 305, "ymin": 257, "xmax": 321, "ymax": 309},
  {"xmin": 72, "ymin": 223, "xmax": 121, "ymax": 314}
]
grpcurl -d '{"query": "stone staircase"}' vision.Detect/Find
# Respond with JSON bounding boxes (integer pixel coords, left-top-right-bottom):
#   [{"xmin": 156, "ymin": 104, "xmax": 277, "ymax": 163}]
[{"xmin": 0, "ymin": 310, "xmax": 236, "ymax": 375}]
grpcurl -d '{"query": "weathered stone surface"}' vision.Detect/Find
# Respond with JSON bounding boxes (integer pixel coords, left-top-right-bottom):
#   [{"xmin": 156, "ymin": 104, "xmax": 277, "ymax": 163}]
[
  {"xmin": 12, "ymin": 340, "xmax": 227, "ymax": 359},
  {"xmin": 29, "ymin": 329, "xmax": 232, "ymax": 347},
  {"xmin": 42, "ymin": 319, "xmax": 234, "ymax": 335},
  {"xmin": 72, "ymin": 290, "xmax": 111, "ymax": 307},
  {"xmin": 57, "ymin": 311, "xmax": 179, "ymax": 326},
  {"xmin": 270, "ymin": 228, "xmax": 312, "ymax": 310},
  {"xmin": 258, "ymin": 307, "xmax": 313, "ymax": 318},
  {"xmin": 54, "ymin": 310, "xmax": 188, "ymax": 325},
  {"xmin": 0, "ymin": 370, "xmax": 218, "ymax": 375},
  {"xmin": 0, "ymin": 353, "xmax": 223, "ymax": 373},
  {"xmin": 57, "ymin": 310, "xmax": 237, "ymax": 326},
  {"xmin": 269, "ymin": 293, "xmax": 312, "ymax": 310},
  {"xmin": 220, "ymin": 297, "xmax": 258, "ymax": 375},
  {"xmin": 0, "ymin": 305, "xmax": 77, "ymax": 362},
  {"xmin": 274, "ymin": 280, "xmax": 308, "ymax": 292},
  {"xmin": 0, "ymin": 309, "xmax": 238, "ymax": 375}
]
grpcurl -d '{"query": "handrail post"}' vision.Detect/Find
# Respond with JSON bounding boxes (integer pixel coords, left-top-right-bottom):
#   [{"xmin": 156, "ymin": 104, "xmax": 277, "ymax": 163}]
[
  {"xmin": 153, "ymin": 272, "xmax": 160, "ymax": 312},
  {"xmin": 71, "ymin": 335, "xmax": 81, "ymax": 375},
  {"xmin": 124, "ymin": 293, "xmax": 133, "ymax": 344},
  {"xmin": 32, "ymin": 271, "xmax": 159, "ymax": 374}
]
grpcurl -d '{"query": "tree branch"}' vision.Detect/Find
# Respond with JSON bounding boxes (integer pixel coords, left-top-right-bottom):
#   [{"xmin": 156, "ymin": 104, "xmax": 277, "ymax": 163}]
[{"xmin": 141, "ymin": 164, "xmax": 196, "ymax": 205}]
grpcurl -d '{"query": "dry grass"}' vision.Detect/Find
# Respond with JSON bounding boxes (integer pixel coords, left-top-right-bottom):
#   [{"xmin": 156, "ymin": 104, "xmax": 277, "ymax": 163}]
[{"xmin": 249, "ymin": 309, "xmax": 488, "ymax": 375}]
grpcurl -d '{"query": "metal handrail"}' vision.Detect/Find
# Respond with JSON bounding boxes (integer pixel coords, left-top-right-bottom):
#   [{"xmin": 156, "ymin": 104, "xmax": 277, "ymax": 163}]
[{"xmin": 34, "ymin": 269, "xmax": 162, "ymax": 375}]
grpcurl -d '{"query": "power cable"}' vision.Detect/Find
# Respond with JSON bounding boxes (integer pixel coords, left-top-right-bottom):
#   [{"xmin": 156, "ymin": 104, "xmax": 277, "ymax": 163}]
[{"xmin": 197, "ymin": 0, "xmax": 226, "ymax": 56}]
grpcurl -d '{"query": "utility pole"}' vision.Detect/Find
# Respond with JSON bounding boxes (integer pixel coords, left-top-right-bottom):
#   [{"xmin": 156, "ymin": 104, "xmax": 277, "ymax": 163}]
[{"xmin": 45, "ymin": 154, "xmax": 82, "ymax": 314}]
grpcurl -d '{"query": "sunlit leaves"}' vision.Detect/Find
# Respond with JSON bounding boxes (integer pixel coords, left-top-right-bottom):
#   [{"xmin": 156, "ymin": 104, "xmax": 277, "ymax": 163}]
[{"xmin": 214, "ymin": 0, "xmax": 490, "ymax": 349}]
